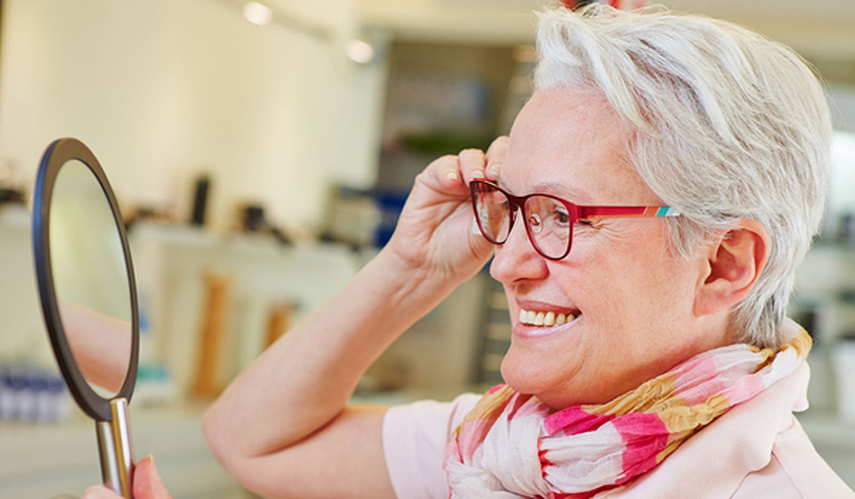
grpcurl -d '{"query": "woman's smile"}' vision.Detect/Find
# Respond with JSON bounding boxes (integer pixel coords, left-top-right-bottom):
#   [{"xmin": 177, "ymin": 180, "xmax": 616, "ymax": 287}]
[
  {"xmin": 513, "ymin": 311, "xmax": 583, "ymax": 339},
  {"xmin": 513, "ymin": 301, "xmax": 583, "ymax": 338}
]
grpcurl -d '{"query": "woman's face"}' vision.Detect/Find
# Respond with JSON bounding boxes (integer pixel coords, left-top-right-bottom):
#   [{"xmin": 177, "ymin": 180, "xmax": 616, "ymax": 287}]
[{"xmin": 492, "ymin": 88, "xmax": 727, "ymax": 409}]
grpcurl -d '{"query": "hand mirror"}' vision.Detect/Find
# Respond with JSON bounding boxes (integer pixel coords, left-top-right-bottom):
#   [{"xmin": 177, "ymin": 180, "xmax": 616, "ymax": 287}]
[{"xmin": 32, "ymin": 138, "xmax": 139, "ymax": 498}]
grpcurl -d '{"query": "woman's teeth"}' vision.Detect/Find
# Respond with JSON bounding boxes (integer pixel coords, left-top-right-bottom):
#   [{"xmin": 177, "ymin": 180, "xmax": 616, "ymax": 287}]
[{"xmin": 517, "ymin": 309, "xmax": 578, "ymax": 326}]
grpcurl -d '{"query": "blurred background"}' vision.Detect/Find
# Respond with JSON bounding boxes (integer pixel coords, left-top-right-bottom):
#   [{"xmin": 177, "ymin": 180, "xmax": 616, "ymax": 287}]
[{"xmin": 0, "ymin": 0, "xmax": 853, "ymax": 497}]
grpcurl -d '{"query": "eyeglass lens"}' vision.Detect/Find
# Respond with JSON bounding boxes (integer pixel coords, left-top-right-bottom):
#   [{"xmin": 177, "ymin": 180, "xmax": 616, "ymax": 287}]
[{"xmin": 472, "ymin": 182, "xmax": 572, "ymax": 259}]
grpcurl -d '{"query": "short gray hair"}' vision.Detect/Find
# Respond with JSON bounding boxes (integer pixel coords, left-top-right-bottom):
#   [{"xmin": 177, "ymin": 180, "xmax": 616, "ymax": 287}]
[{"xmin": 534, "ymin": 5, "xmax": 832, "ymax": 348}]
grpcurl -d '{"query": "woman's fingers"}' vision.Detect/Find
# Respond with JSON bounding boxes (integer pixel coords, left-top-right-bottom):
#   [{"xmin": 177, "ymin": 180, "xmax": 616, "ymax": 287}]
[
  {"xmin": 432, "ymin": 154, "xmax": 468, "ymax": 192},
  {"xmin": 418, "ymin": 138, "xmax": 507, "ymax": 196},
  {"xmin": 457, "ymin": 148, "xmax": 487, "ymax": 184},
  {"xmin": 485, "ymin": 136, "xmax": 509, "ymax": 182},
  {"xmin": 80, "ymin": 456, "xmax": 172, "ymax": 499},
  {"xmin": 413, "ymin": 154, "xmax": 465, "ymax": 198},
  {"xmin": 133, "ymin": 456, "xmax": 173, "ymax": 499}
]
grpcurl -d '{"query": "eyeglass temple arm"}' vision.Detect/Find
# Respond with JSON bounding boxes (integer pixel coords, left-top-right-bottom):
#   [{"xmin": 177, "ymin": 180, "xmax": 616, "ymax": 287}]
[{"xmin": 579, "ymin": 206, "xmax": 681, "ymax": 220}]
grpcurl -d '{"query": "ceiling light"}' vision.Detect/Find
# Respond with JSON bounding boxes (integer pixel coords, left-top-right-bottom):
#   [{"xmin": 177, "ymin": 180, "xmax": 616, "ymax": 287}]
[
  {"xmin": 346, "ymin": 39, "xmax": 375, "ymax": 65},
  {"xmin": 244, "ymin": 2, "xmax": 272, "ymax": 26}
]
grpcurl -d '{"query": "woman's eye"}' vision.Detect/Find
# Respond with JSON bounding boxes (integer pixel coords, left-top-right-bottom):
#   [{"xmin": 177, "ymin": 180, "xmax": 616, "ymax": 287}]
[{"xmin": 547, "ymin": 208, "xmax": 570, "ymax": 225}]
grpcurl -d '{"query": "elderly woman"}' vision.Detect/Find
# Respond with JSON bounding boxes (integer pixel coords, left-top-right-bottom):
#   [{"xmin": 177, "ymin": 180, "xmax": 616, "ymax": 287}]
[{"xmin": 85, "ymin": 4, "xmax": 853, "ymax": 499}]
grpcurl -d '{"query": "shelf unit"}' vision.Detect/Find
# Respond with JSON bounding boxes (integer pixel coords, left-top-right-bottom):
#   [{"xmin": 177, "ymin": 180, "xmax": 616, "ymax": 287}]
[
  {"xmin": 0, "ymin": 404, "xmax": 252, "ymax": 499},
  {"xmin": 473, "ymin": 277, "xmax": 512, "ymax": 386}
]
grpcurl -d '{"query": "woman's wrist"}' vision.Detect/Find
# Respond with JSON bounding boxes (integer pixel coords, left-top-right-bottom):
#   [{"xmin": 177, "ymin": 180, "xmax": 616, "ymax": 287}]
[{"xmin": 370, "ymin": 244, "xmax": 465, "ymax": 314}]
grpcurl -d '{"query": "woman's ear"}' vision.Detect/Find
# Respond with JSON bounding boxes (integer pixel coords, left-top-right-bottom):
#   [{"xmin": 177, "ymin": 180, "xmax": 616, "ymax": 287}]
[{"xmin": 694, "ymin": 219, "xmax": 770, "ymax": 317}]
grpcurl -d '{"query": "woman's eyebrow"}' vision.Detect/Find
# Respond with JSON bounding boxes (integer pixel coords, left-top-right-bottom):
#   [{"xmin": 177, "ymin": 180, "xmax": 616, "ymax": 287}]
[
  {"xmin": 529, "ymin": 180, "xmax": 596, "ymax": 205},
  {"xmin": 496, "ymin": 178, "xmax": 593, "ymax": 204}
]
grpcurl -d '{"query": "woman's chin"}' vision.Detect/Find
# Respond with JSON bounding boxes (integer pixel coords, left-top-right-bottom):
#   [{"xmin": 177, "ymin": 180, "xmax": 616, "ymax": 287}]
[
  {"xmin": 500, "ymin": 344, "xmax": 590, "ymax": 408},
  {"xmin": 500, "ymin": 346, "xmax": 556, "ymax": 395}
]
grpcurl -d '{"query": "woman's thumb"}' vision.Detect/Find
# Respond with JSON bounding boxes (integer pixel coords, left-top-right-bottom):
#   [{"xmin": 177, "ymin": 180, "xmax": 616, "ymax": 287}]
[{"xmin": 133, "ymin": 455, "xmax": 172, "ymax": 499}]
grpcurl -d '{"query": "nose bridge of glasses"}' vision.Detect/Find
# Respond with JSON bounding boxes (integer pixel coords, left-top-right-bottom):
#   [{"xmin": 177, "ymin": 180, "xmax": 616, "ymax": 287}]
[{"xmin": 502, "ymin": 195, "xmax": 532, "ymax": 244}]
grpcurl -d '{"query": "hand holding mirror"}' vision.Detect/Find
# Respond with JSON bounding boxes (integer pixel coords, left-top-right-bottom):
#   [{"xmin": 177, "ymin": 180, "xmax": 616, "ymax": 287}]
[{"xmin": 33, "ymin": 138, "xmax": 140, "ymax": 498}]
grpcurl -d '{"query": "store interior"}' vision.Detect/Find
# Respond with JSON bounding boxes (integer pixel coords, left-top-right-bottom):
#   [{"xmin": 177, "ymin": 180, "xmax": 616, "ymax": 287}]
[{"xmin": 0, "ymin": 0, "xmax": 854, "ymax": 497}]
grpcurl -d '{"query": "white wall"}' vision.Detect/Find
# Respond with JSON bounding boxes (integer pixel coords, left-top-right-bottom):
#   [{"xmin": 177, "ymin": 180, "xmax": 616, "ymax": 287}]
[
  {"xmin": 830, "ymin": 84, "xmax": 855, "ymax": 134},
  {"xmin": 0, "ymin": 209, "xmax": 51, "ymax": 367},
  {"xmin": 0, "ymin": 0, "xmax": 388, "ymax": 233},
  {"xmin": 824, "ymin": 85, "xmax": 855, "ymax": 232}
]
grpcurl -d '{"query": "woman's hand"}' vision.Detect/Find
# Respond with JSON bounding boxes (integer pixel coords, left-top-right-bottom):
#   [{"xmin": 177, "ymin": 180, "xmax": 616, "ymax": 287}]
[
  {"xmin": 81, "ymin": 456, "xmax": 171, "ymax": 499},
  {"xmin": 387, "ymin": 136, "xmax": 509, "ymax": 284}
]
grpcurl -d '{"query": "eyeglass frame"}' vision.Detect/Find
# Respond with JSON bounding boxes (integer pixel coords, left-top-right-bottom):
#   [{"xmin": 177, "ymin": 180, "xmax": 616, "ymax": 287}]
[{"xmin": 469, "ymin": 179, "xmax": 681, "ymax": 260}]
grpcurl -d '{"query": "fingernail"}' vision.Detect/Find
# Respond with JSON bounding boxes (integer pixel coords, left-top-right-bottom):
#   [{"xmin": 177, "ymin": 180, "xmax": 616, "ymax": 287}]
[
  {"xmin": 149, "ymin": 455, "xmax": 162, "ymax": 481},
  {"xmin": 447, "ymin": 171, "xmax": 459, "ymax": 181},
  {"xmin": 487, "ymin": 163, "xmax": 502, "ymax": 177}
]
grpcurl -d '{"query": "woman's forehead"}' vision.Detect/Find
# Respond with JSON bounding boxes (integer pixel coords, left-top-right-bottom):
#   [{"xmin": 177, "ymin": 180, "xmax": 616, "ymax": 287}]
[{"xmin": 502, "ymin": 90, "xmax": 654, "ymax": 205}]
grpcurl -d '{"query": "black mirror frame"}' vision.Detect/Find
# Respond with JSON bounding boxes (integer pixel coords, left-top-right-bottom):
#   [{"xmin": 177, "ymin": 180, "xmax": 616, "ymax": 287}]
[{"xmin": 32, "ymin": 138, "xmax": 140, "ymax": 422}]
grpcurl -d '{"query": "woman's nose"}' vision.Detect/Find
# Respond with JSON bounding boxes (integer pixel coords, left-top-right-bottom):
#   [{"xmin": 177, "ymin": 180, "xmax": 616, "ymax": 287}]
[{"xmin": 490, "ymin": 217, "xmax": 548, "ymax": 285}]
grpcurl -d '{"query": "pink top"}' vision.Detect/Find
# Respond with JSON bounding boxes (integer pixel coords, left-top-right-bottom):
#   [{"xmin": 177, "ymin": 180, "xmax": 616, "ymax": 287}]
[{"xmin": 382, "ymin": 364, "xmax": 854, "ymax": 498}]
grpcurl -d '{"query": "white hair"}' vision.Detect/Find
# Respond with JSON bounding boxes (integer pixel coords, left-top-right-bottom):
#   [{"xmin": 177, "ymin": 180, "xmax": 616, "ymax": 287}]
[{"xmin": 534, "ymin": 4, "xmax": 832, "ymax": 348}]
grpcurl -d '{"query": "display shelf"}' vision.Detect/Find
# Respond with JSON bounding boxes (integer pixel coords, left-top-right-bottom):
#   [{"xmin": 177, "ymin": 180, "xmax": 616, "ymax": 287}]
[
  {"xmin": 0, "ymin": 403, "xmax": 250, "ymax": 499},
  {"xmin": 472, "ymin": 278, "xmax": 512, "ymax": 386}
]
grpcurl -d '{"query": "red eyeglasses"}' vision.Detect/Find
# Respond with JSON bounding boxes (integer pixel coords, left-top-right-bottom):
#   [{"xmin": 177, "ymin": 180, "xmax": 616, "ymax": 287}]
[{"xmin": 469, "ymin": 179, "xmax": 680, "ymax": 260}]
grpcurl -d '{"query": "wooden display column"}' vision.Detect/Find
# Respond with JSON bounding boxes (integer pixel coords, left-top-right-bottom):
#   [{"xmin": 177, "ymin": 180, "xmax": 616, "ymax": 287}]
[
  {"xmin": 265, "ymin": 301, "xmax": 296, "ymax": 350},
  {"xmin": 191, "ymin": 271, "xmax": 233, "ymax": 399}
]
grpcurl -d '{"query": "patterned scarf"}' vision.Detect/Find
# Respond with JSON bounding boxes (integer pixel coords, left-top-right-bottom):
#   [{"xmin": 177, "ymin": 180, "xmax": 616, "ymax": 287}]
[{"xmin": 444, "ymin": 326, "xmax": 811, "ymax": 498}]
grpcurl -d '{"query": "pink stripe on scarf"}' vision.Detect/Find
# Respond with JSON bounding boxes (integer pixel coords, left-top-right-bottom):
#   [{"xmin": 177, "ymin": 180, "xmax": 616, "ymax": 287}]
[
  {"xmin": 456, "ymin": 419, "xmax": 495, "ymax": 458},
  {"xmin": 611, "ymin": 413, "xmax": 670, "ymax": 482},
  {"xmin": 543, "ymin": 407, "xmax": 616, "ymax": 436},
  {"xmin": 672, "ymin": 355, "xmax": 727, "ymax": 405},
  {"xmin": 487, "ymin": 384, "xmax": 506, "ymax": 395},
  {"xmin": 720, "ymin": 368, "xmax": 767, "ymax": 405}
]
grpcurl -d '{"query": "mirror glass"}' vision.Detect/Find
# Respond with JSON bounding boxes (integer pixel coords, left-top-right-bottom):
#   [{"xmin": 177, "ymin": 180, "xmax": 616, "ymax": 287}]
[{"xmin": 48, "ymin": 159, "xmax": 133, "ymax": 398}]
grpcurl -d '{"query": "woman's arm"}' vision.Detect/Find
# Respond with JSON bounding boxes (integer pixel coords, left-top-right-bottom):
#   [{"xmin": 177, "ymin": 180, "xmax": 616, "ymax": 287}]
[
  {"xmin": 60, "ymin": 302, "xmax": 132, "ymax": 393},
  {"xmin": 202, "ymin": 140, "xmax": 507, "ymax": 499}
]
